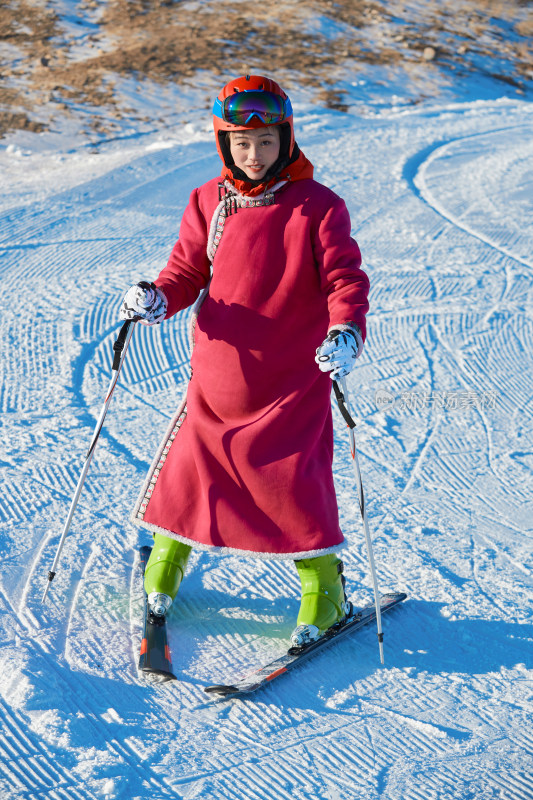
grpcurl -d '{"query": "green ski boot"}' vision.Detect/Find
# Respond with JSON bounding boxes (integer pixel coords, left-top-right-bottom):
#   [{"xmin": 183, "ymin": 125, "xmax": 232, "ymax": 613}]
[
  {"xmin": 291, "ymin": 554, "xmax": 351, "ymax": 647},
  {"xmin": 144, "ymin": 533, "xmax": 191, "ymax": 617}
]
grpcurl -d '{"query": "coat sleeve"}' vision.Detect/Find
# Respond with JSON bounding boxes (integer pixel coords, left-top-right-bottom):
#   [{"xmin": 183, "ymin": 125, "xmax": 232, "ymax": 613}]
[
  {"xmin": 154, "ymin": 188, "xmax": 212, "ymax": 318},
  {"xmin": 313, "ymin": 195, "xmax": 369, "ymax": 342}
]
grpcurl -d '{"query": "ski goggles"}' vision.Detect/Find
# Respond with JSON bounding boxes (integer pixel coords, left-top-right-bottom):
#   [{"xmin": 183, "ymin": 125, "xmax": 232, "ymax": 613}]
[{"xmin": 213, "ymin": 90, "xmax": 292, "ymax": 126}]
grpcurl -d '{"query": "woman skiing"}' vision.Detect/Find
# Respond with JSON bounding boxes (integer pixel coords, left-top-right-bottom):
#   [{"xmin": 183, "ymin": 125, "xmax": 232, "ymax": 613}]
[{"xmin": 120, "ymin": 75, "xmax": 369, "ymax": 647}]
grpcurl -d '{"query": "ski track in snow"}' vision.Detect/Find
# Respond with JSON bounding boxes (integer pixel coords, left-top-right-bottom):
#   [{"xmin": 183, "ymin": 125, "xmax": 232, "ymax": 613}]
[{"xmin": 1, "ymin": 100, "xmax": 532, "ymax": 799}]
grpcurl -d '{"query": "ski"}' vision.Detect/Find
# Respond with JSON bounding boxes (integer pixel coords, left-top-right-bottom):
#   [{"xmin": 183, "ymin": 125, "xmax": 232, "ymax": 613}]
[
  {"xmin": 204, "ymin": 591, "xmax": 407, "ymax": 697},
  {"xmin": 137, "ymin": 545, "xmax": 177, "ymax": 681}
]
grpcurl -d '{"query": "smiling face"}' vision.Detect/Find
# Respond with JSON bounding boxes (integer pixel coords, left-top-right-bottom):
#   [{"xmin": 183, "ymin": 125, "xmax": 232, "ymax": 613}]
[{"xmin": 228, "ymin": 126, "xmax": 281, "ymax": 180}]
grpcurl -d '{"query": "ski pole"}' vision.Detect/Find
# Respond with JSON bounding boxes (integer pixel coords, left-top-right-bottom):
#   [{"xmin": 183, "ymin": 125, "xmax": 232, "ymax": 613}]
[
  {"xmin": 42, "ymin": 319, "xmax": 137, "ymax": 603},
  {"xmin": 333, "ymin": 377, "xmax": 385, "ymax": 665}
]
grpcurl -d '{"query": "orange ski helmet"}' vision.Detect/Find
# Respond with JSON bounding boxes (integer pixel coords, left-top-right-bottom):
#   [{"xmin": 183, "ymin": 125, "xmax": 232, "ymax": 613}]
[{"xmin": 213, "ymin": 75, "xmax": 296, "ymax": 178}]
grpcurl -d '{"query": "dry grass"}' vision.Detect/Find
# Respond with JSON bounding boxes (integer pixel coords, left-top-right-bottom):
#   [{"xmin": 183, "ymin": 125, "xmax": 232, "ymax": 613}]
[{"xmin": 0, "ymin": 0, "xmax": 531, "ymax": 137}]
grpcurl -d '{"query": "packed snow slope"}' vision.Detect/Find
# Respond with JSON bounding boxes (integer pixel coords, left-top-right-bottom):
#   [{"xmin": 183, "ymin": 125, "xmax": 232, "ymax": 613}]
[
  {"xmin": 1, "ymin": 0, "xmax": 531, "ymax": 141},
  {"xmin": 1, "ymin": 97, "xmax": 532, "ymax": 798}
]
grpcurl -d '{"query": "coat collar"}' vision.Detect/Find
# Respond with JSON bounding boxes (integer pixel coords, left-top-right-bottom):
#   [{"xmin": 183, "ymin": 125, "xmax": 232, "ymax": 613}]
[{"xmin": 220, "ymin": 150, "xmax": 314, "ymax": 197}]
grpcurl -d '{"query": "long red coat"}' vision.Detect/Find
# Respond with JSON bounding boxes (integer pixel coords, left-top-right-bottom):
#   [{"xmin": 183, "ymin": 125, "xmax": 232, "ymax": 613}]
[{"xmin": 131, "ymin": 172, "xmax": 369, "ymax": 559}]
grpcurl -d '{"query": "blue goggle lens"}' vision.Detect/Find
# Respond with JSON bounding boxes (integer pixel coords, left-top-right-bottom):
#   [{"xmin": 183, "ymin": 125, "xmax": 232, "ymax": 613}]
[{"xmin": 221, "ymin": 91, "xmax": 288, "ymax": 125}]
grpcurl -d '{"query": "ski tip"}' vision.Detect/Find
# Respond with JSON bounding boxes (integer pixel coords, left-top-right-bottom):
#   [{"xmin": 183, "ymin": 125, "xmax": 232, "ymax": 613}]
[
  {"xmin": 379, "ymin": 591, "xmax": 407, "ymax": 604},
  {"xmin": 385, "ymin": 591, "xmax": 407, "ymax": 602},
  {"xmin": 204, "ymin": 684, "xmax": 239, "ymax": 696},
  {"xmin": 140, "ymin": 667, "xmax": 177, "ymax": 683}
]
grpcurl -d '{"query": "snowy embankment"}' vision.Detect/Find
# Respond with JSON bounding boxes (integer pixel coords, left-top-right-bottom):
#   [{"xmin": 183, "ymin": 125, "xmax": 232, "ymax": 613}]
[{"xmin": 0, "ymin": 96, "xmax": 532, "ymax": 799}]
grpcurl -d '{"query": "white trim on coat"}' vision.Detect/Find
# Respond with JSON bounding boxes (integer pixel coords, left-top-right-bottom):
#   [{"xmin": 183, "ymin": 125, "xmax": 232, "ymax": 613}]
[{"xmin": 131, "ymin": 516, "xmax": 347, "ymax": 561}]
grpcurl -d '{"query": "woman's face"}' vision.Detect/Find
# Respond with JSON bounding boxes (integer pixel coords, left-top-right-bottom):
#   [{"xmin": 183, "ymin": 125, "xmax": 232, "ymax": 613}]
[{"xmin": 229, "ymin": 126, "xmax": 281, "ymax": 181}]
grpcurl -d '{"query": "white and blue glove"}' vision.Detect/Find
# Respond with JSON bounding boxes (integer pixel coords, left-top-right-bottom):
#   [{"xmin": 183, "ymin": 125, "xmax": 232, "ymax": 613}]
[
  {"xmin": 315, "ymin": 325, "xmax": 363, "ymax": 380},
  {"xmin": 120, "ymin": 281, "xmax": 167, "ymax": 325}
]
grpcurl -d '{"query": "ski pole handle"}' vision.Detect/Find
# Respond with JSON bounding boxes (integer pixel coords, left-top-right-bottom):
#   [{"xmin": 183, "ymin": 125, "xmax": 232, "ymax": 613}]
[
  {"xmin": 332, "ymin": 379, "xmax": 356, "ymax": 430},
  {"xmin": 113, "ymin": 318, "xmax": 136, "ymax": 370}
]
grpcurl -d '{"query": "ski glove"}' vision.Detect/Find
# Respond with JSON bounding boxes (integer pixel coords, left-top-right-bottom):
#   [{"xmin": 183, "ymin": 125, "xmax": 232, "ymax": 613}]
[
  {"xmin": 120, "ymin": 281, "xmax": 167, "ymax": 325},
  {"xmin": 315, "ymin": 325, "xmax": 363, "ymax": 380}
]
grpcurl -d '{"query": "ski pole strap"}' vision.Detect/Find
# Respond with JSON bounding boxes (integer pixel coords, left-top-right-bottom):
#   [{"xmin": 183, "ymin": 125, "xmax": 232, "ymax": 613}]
[
  {"xmin": 332, "ymin": 380, "xmax": 356, "ymax": 429},
  {"xmin": 112, "ymin": 319, "xmax": 136, "ymax": 370}
]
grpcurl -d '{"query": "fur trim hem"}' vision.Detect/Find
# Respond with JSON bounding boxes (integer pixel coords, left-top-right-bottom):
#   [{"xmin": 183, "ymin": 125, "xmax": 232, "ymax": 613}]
[{"xmin": 130, "ymin": 516, "xmax": 347, "ymax": 561}]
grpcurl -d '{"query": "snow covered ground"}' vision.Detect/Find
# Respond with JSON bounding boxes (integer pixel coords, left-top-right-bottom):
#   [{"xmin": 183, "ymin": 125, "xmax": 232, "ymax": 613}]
[{"xmin": 1, "ymin": 39, "xmax": 532, "ymax": 800}]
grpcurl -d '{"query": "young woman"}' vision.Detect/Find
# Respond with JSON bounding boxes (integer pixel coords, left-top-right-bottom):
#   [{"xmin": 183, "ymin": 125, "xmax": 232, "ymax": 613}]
[{"xmin": 120, "ymin": 75, "xmax": 369, "ymax": 646}]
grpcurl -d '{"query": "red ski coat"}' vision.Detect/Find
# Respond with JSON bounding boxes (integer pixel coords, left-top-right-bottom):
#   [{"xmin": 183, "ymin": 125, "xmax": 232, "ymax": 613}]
[{"xmin": 131, "ymin": 171, "xmax": 369, "ymax": 559}]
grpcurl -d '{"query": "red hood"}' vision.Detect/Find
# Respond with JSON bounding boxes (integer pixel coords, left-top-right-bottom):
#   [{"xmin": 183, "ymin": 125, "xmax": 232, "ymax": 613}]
[{"xmin": 221, "ymin": 150, "xmax": 314, "ymax": 197}]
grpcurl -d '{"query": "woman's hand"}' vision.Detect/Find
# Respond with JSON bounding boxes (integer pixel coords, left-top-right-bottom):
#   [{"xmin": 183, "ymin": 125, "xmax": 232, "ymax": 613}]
[
  {"xmin": 315, "ymin": 326, "xmax": 362, "ymax": 380},
  {"xmin": 120, "ymin": 281, "xmax": 167, "ymax": 325}
]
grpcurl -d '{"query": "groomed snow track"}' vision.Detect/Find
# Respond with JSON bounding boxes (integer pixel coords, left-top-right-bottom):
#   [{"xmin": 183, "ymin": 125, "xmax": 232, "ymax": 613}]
[{"xmin": 0, "ymin": 100, "xmax": 531, "ymax": 799}]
